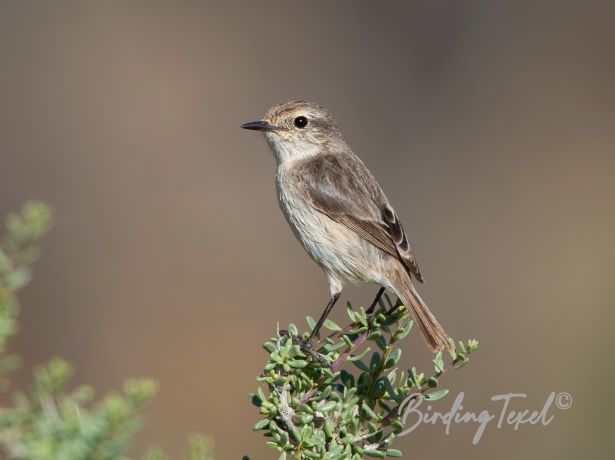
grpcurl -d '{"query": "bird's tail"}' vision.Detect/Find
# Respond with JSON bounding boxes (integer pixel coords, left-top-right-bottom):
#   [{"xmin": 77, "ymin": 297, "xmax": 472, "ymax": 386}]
[{"xmin": 391, "ymin": 276, "xmax": 450, "ymax": 352}]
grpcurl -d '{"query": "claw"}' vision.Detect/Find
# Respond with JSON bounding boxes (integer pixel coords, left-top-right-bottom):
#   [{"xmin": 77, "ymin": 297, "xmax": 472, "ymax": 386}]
[
  {"xmin": 299, "ymin": 338, "xmax": 313, "ymax": 352},
  {"xmin": 279, "ymin": 330, "xmax": 331, "ymax": 367},
  {"xmin": 301, "ymin": 339, "xmax": 332, "ymax": 368}
]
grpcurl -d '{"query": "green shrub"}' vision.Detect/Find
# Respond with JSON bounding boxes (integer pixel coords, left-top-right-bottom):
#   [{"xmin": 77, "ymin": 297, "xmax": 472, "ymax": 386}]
[
  {"xmin": 251, "ymin": 292, "xmax": 478, "ymax": 459},
  {"xmin": 0, "ymin": 202, "xmax": 212, "ymax": 460}
]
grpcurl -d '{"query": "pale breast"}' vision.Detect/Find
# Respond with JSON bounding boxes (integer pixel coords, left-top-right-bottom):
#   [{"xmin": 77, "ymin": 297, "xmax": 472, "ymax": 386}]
[{"xmin": 275, "ymin": 166, "xmax": 381, "ymax": 284}]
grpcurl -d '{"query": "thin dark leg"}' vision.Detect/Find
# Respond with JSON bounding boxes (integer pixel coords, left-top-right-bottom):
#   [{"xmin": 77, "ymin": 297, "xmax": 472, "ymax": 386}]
[
  {"xmin": 366, "ymin": 287, "xmax": 386, "ymax": 315},
  {"xmin": 307, "ymin": 293, "xmax": 341, "ymax": 343}
]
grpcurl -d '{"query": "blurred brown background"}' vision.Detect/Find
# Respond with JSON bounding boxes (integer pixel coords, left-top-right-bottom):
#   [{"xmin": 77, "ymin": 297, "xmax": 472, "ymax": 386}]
[{"xmin": 1, "ymin": 1, "xmax": 614, "ymax": 458}]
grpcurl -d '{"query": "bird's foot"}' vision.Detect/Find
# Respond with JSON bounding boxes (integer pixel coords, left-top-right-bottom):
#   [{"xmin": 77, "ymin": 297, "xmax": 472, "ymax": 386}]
[
  {"xmin": 299, "ymin": 338, "xmax": 328, "ymax": 365},
  {"xmin": 365, "ymin": 310, "xmax": 384, "ymax": 329},
  {"xmin": 279, "ymin": 330, "xmax": 331, "ymax": 368},
  {"xmin": 299, "ymin": 337, "xmax": 313, "ymax": 352},
  {"xmin": 279, "ymin": 330, "xmax": 312, "ymax": 349}
]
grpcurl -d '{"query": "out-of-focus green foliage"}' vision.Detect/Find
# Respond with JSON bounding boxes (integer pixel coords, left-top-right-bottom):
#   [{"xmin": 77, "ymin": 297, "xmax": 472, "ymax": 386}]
[
  {"xmin": 251, "ymin": 295, "xmax": 478, "ymax": 459},
  {"xmin": 0, "ymin": 202, "xmax": 213, "ymax": 460},
  {"xmin": 144, "ymin": 434, "xmax": 214, "ymax": 460}
]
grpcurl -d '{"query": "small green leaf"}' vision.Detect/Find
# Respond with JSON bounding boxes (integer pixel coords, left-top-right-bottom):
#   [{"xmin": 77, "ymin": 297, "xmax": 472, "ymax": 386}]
[
  {"xmin": 424, "ymin": 389, "xmax": 449, "ymax": 401},
  {"xmin": 382, "ymin": 377, "xmax": 398, "ymax": 402},
  {"xmin": 346, "ymin": 302, "xmax": 357, "ymax": 322},
  {"xmin": 349, "ymin": 347, "xmax": 371, "ymax": 362},
  {"xmin": 370, "ymin": 352, "xmax": 381, "ymax": 372},
  {"xmin": 249, "ymin": 393, "xmax": 262, "ymax": 407},
  {"xmin": 323, "ymin": 319, "xmax": 341, "ymax": 331},
  {"xmin": 352, "ymin": 359, "xmax": 369, "ymax": 372},
  {"xmin": 385, "ymin": 349, "xmax": 402, "ymax": 368},
  {"xmin": 453, "ymin": 359, "xmax": 469, "ymax": 369},
  {"xmin": 361, "ymin": 402, "xmax": 379, "ymax": 420},
  {"xmin": 320, "ymin": 401, "xmax": 337, "ymax": 412},
  {"xmin": 447, "ymin": 338, "xmax": 457, "ymax": 359},
  {"xmin": 394, "ymin": 320, "xmax": 413, "ymax": 340},
  {"xmin": 253, "ymin": 418, "xmax": 270, "ymax": 430},
  {"xmin": 375, "ymin": 334, "xmax": 388, "ymax": 351},
  {"xmin": 367, "ymin": 330, "xmax": 382, "ymax": 341},
  {"xmin": 357, "ymin": 308, "xmax": 368, "ymax": 326},
  {"xmin": 407, "ymin": 367, "xmax": 418, "ymax": 387},
  {"xmin": 391, "ymin": 418, "xmax": 404, "ymax": 433},
  {"xmin": 433, "ymin": 351, "xmax": 444, "ymax": 373}
]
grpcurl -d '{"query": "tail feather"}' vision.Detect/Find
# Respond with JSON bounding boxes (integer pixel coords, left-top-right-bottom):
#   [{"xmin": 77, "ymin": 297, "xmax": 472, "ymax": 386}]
[{"xmin": 392, "ymin": 278, "xmax": 450, "ymax": 352}]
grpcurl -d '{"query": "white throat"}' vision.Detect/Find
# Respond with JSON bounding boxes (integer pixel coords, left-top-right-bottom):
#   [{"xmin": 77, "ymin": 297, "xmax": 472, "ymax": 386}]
[{"xmin": 266, "ymin": 133, "xmax": 320, "ymax": 167}]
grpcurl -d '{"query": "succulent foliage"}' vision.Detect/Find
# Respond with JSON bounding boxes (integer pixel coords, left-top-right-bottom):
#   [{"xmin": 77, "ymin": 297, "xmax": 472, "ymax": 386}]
[{"xmin": 251, "ymin": 295, "xmax": 478, "ymax": 459}]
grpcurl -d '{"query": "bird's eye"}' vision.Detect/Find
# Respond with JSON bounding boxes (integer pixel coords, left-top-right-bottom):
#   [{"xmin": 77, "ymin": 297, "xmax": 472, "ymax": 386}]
[{"xmin": 294, "ymin": 116, "xmax": 308, "ymax": 129}]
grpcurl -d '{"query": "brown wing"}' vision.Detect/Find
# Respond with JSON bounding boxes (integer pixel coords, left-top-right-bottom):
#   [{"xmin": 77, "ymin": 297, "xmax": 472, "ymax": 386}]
[{"xmin": 295, "ymin": 153, "xmax": 424, "ymax": 283}]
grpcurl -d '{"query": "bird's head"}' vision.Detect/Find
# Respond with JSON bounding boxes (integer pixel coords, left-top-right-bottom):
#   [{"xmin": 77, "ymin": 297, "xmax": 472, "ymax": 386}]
[{"xmin": 241, "ymin": 100, "xmax": 344, "ymax": 165}]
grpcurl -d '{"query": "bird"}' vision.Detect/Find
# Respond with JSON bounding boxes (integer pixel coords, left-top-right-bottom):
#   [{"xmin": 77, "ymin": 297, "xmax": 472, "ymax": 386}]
[{"xmin": 241, "ymin": 100, "xmax": 450, "ymax": 352}]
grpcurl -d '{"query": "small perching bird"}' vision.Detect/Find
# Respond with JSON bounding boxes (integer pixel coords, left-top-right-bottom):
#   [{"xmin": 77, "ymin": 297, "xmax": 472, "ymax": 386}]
[{"xmin": 241, "ymin": 101, "xmax": 450, "ymax": 352}]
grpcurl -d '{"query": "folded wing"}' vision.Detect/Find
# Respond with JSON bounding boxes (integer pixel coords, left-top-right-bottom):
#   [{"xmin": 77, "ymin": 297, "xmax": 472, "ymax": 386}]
[{"xmin": 294, "ymin": 153, "xmax": 424, "ymax": 283}]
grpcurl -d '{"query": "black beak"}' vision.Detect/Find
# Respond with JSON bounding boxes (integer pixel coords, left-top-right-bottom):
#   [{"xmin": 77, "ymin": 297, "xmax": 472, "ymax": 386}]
[{"xmin": 240, "ymin": 120, "xmax": 278, "ymax": 132}]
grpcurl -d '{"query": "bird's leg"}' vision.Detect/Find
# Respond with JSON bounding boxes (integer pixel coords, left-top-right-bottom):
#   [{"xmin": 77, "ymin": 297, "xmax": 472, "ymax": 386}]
[
  {"xmin": 315, "ymin": 288, "xmax": 386, "ymax": 347},
  {"xmin": 365, "ymin": 287, "xmax": 386, "ymax": 315},
  {"xmin": 304, "ymin": 293, "xmax": 341, "ymax": 349}
]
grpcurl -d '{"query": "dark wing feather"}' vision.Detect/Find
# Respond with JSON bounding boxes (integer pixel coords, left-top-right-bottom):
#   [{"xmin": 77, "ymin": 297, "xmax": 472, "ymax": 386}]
[
  {"xmin": 381, "ymin": 204, "xmax": 423, "ymax": 282},
  {"xmin": 295, "ymin": 153, "xmax": 424, "ymax": 283}
]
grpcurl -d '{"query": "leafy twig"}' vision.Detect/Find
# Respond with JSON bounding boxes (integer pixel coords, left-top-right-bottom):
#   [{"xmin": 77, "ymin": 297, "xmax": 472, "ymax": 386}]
[{"xmin": 252, "ymin": 295, "xmax": 478, "ymax": 459}]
